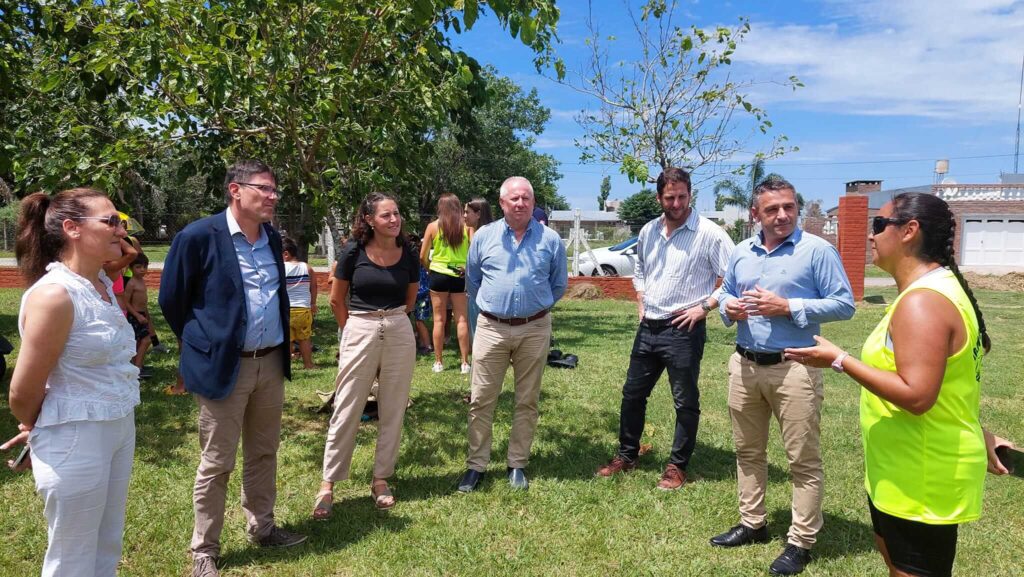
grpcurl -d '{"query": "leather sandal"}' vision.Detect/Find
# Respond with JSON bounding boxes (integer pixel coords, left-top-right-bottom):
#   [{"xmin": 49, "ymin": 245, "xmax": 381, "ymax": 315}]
[
  {"xmin": 371, "ymin": 480, "xmax": 395, "ymax": 510},
  {"xmin": 312, "ymin": 490, "xmax": 333, "ymax": 521}
]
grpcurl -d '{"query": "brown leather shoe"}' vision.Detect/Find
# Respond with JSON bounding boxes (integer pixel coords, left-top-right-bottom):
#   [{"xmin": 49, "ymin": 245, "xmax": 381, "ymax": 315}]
[
  {"xmin": 595, "ymin": 456, "xmax": 636, "ymax": 477},
  {"xmin": 656, "ymin": 464, "xmax": 686, "ymax": 490}
]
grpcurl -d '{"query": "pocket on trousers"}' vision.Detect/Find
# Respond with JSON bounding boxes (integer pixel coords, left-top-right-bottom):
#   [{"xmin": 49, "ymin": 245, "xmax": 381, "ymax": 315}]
[{"xmin": 31, "ymin": 422, "xmax": 80, "ymax": 470}]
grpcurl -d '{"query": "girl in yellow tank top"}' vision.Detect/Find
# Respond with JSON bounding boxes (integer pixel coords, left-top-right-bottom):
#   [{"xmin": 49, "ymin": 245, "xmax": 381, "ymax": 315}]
[
  {"xmin": 420, "ymin": 193, "xmax": 475, "ymax": 374},
  {"xmin": 783, "ymin": 192, "xmax": 1013, "ymax": 577}
]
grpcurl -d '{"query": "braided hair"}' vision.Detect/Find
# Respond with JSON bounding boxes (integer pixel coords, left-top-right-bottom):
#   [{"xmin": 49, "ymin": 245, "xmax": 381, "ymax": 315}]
[{"xmin": 891, "ymin": 192, "xmax": 991, "ymax": 352}]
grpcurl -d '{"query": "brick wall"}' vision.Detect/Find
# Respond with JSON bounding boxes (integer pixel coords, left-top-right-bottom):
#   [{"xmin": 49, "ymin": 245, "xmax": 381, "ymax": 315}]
[
  {"xmin": 567, "ymin": 276, "xmax": 635, "ymax": 300},
  {"xmin": 838, "ymin": 196, "xmax": 869, "ymax": 301}
]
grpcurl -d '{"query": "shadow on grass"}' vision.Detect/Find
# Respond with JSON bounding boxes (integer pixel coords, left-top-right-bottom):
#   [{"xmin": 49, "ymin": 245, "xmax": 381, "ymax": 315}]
[
  {"xmin": 767, "ymin": 508, "xmax": 875, "ymax": 559},
  {"xmin": 218, "ymin": 504, "xmax": 412, "ymax": 571}
]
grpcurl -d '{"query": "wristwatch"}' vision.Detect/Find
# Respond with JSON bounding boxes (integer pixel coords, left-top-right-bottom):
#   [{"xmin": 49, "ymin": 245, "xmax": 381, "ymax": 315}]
[
  {"xmin": 831, "ymin": 352, "xmax": 849, "ymax": 373},
  {"xmin": 700, "ymin": 300, "xmax": 713, "ymax": 313}
]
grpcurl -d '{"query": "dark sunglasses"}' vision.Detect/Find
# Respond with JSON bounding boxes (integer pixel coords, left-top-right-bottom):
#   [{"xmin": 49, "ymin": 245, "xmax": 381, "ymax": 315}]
[
  {"xmin": 78, "ymin": 215, "xmax": 128, "ymax": 229},
  {"xmin": 871, "ymin": 216, "xmax": 907, "ymax": 235}
]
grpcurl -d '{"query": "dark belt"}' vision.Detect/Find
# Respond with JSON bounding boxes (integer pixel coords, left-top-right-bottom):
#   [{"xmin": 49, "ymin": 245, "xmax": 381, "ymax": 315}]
[
  {"xmin": 240, "ymin": 345, "xmax": 280, "ymax": 359},
  {"xmin": 481, "ymin": 309, "xmax": 549, "ymax": 326},
  {"xmin": 735, "ymin": 345, "xmax": 784, "ymax": 366}
]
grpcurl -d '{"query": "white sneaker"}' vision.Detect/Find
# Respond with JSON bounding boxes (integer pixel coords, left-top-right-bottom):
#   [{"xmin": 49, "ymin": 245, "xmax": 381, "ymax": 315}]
[
  {"xmin": 461, "ymin": 363, "xmax": 471, "ymax": 374},
  {"xmin": 432, "ymin": 362, "xmax": 444, "ymax": 373}
]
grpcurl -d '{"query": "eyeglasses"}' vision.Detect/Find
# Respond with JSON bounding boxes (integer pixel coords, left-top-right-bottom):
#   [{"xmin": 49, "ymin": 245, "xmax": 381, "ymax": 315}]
[
  {"xmin": 234, "ymin": 182, "xmax": 281, "ymax": 197},
  {"xmin": 78, "ymin": 215, "xmax": 128, "ymax": 229},
  {"xmin": 871, "ymin": 216, "xmax": 907, "ymax": 235}
]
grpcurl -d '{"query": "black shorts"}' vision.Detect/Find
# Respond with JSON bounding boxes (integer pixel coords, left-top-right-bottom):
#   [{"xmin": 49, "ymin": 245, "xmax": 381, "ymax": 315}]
[
  {"xmin": 428, "ymin": 270, "xmax": 465, "ymax": 293},
  {"xmin": 868, "ymin": 497, "xmax": 957, "ymax": 577},
  {"xmin": 127, "ymin": 313, "xmax": 150, "ymax": 342}
]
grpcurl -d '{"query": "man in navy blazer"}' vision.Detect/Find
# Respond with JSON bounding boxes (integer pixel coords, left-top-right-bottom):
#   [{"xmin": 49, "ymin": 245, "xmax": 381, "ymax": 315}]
[{"xmin": 159, "ymin": 159, "xmax": 305, "ymax": 577}]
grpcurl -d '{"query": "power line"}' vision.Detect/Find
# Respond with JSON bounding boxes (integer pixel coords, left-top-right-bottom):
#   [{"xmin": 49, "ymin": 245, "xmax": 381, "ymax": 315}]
[{"xmin": 542, "ymin": 153, "xmax": 1016, "ymax": 169}]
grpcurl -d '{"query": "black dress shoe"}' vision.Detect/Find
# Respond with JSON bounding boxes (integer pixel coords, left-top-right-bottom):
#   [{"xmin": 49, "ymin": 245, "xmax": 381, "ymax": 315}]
[
  {"xmin": 507, "ymin": 467, "xmax": 529, "ymax": 490},
  {"xmin": 709, "ymin": 523, "xmax": 770, "ymax": 547},
  {"xmin": 457, "ymin": 469, "xmax": 484, "ymax": 493},
  {"xmin": 769, "ymin": 544, "xmax": 811, "ymax": 575}
]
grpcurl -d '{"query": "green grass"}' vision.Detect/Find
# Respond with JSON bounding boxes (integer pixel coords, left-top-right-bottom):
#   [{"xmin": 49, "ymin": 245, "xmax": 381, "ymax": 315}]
[
  {"xmin": 1, "ymin": 290, "xmax": 1023, "ymax": 576},
  {"xmin": 864, "ymin": 265, "xmax": 888, "ymax": 278}
]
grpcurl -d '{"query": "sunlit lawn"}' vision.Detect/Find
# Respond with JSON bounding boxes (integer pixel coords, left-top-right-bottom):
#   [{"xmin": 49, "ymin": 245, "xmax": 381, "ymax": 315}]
[{"xmin": 0, "ymin": 288, "xmax": 1022, "ymax": 576}]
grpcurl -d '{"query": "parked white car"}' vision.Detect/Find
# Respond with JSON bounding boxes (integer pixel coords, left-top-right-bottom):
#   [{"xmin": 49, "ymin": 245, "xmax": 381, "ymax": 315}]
[{"xmin": 576, "ymin": 237, "xmax": 638, "ymax": 277}]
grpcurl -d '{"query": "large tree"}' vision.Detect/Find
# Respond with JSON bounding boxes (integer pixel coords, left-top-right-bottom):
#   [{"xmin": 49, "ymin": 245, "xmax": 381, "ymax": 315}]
[
  {"xmin": 1, "ymin": 0, "xmax": 562, "ymax": 257},
  {"xmin": 422, "ymin": 68, "xmax": 566, "ymax": 224},
  {"xmin": 714, "ymin": 160, "xmax": 802, "ymax": 237},
  {"xmin": 562, "ymin": 0, "xmax": 799, "ymax": 185}
]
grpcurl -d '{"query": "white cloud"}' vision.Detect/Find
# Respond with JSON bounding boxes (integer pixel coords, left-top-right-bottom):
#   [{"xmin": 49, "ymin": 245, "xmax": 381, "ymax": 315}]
[{"xmin": 735, "ymin": 0, "xmax": 1024, "ymax": 120}]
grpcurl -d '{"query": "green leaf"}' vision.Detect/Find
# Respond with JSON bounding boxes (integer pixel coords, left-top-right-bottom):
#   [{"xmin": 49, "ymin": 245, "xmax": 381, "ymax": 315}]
[
  {"xmin": 464, "ymin": 0, "xmax": 479, "ymax": 28},
  {"xmin": 39, "ymin": 73, "xmax": 63, "ymax": 93}
]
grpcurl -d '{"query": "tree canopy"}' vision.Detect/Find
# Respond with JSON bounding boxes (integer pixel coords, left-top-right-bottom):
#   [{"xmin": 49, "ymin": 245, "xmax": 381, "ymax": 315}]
[
  {"xmin": 0, "ymin": 0, "xmax": 563, "ymax": 255},
  {"xmin": 617, "ymin": 189, "xmax": 662, "ymax": 231}
]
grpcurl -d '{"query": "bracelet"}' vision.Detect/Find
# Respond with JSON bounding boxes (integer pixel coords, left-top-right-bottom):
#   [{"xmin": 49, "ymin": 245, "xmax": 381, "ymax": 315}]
[{"xmin": 831, "ymin": 352, "xmax": 850, "ymax": 373}]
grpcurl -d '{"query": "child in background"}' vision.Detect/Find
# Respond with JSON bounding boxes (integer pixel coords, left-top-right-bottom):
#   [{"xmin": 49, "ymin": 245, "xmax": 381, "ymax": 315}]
[
  {"xmin": 283, "ymin": 237, "xmax": 317, "ymax": 369},
  {"xmin": 123, "ymin": 252, "xmax": 153, "ymax": 378},
  {"xmin": 103, "ymin": 237, "xmax": 138, "ymax": 313}
]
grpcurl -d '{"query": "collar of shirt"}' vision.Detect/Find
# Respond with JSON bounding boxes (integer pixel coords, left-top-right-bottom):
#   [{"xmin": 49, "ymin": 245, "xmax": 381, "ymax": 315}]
[
  {"xmin": 655, "ymin": 208, "xmax": 700, "ymax": 239},
  {"xmin": 225, "ymin": 207, "xmax": 269, "ymax": 249},
  {"xmin": 751, "ymin": 227, "xmax": 802, "ymax": 254},
  {"xmin": 502, "ymin": 217, "xmax": 540, "ymax": 243}
]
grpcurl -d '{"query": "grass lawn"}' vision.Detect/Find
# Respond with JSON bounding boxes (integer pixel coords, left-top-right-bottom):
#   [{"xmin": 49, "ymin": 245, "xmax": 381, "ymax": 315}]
[{"xmin": 1, "ymin": 289, "xmax": 1022, "ymax": 576}]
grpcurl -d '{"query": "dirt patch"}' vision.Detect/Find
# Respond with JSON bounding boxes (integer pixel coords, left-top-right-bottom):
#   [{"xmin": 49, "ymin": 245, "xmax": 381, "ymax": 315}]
[
  {"xmin": 565, "ymin": 282, "xmax": 605, "ymax": 300},
  {"xmin": 961, "ymin": 272, "xmax": 1024, "ymax": 292}
]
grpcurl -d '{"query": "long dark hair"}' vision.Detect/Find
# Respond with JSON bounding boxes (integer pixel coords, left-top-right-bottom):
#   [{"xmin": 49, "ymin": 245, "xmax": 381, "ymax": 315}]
[
  {"xmin": 467, "ymin": 197, "xmax": 493, "ymax": 227},
  {"xmin": 16, "ymin": 188, "xmax": 109, "ymax": 284},
  {"xmin": 891, "ymin": 192, "xmax": 991, "ymax": 352},
  {"xmin": 351, "ymin": 192, "xmax": 403, "ymax": 247},
  {"xmin": 436, "ymin": 193, "xmax": 464, "ymax": 247}
]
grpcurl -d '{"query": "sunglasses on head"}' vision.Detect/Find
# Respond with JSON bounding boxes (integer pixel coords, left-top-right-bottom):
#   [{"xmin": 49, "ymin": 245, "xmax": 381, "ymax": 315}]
[
  {"xmin": 78, "ymin": 214, "xmax": 128, "ymax": 229},
  {"xmin": 871, "ymin": 216, "xmax": 906, "ymax": 235}
]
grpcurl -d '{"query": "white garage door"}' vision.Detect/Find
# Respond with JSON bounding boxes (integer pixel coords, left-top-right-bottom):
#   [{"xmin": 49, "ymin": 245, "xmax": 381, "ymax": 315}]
[{"xmin": 961, "ymin": 217, "xmax": 1024, "ymax": 266}]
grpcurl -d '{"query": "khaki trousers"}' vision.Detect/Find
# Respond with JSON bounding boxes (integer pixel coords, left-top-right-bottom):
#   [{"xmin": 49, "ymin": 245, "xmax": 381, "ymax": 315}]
[
  {"xmin": 322, "ymin": 309, "xmax": 415, "ymax": 482},
  {"xmin": 191, "ymin": 348, "xmax": 284, "ymax": 558},
  {"xmin": 727, "ymin": 352, "xmax": 824, "ymax": 549},
  {"xmin": 466, "ymin": 313, "xmax": 551, "ymax": 471}
]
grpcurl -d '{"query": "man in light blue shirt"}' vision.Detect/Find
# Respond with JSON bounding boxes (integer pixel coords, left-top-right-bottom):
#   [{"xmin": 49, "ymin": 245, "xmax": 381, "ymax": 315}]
[
  {"xmin": 458, "ymin": 176, "xmax": 567, "ymax": 493},
  {"xmin": 710, "ymin": 177, "xmax": 854, "ymax": 577}
]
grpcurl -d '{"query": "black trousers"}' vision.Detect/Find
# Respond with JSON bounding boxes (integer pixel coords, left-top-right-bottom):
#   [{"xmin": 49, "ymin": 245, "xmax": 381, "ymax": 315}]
[{"xmin": 617, "ymin": 319, "xmax": 706, "ymax": 469}]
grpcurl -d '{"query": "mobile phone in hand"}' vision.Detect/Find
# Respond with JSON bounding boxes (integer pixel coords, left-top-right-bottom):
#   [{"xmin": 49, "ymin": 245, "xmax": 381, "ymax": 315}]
[
  {"xmin": 8, "ymin": 445, "xmax": 30, "ymax": 470},
  {"xmin": 996, "ymin": 446, "xmax": 1024, "ymax": 479}
]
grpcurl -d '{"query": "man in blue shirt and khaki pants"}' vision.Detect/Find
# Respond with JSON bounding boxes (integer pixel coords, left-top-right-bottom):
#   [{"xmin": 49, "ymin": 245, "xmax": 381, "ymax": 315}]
[
  {"xmin": 457, "ymin": 176, "xmax": 568, "ymax": 492},
  {"xmin": 710, "ymin": 177, "xmax": 855, "ymax": 576}
]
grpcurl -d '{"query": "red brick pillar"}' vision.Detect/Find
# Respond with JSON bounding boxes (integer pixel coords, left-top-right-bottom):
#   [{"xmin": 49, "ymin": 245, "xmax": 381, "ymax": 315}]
[{"xmin": 837, "ymin": 196, "xmax": 868, "ymax": 301}]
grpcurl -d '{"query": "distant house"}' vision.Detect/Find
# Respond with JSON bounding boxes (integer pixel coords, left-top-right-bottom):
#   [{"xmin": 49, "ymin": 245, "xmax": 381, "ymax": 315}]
[
  {"xmin": 549, "ymin": 209, "xmax": 628, "ymax": 238},
  {"xmin": 822, "ymin": 178, "xmax": 1024, "ymax": 270}
]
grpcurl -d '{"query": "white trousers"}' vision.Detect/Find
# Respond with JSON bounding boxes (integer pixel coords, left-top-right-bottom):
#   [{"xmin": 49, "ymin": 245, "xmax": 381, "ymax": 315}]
[{"xmin": 30, "ymin": 413, "xmax": 136, "ymax": 577}]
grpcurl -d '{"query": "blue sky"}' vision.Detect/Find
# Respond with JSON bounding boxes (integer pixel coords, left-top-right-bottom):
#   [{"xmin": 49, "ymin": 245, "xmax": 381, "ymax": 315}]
[{"xmin": 453, "ymin": 0, "xmax": 1024, "ymax": 212}]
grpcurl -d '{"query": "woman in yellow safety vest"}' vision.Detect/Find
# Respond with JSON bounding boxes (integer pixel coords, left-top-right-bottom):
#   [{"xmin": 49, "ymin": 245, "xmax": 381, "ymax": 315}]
[{"xmin": 784, "ymin": 192, "xmax": 1012, "ymax": 577}]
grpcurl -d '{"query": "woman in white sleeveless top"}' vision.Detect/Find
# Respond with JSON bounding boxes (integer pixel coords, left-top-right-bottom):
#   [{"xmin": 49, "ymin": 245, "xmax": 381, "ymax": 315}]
[{"xmin": 3, "ymin": 188, "xmax": 140, "ymax": 577}]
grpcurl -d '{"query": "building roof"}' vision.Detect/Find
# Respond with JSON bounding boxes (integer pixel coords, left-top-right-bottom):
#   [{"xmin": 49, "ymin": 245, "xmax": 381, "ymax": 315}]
[
  {"xmin": 827, "ymin": 184, "xmax": 933, "ymax": 214},
  {"xmin": 549, "ymin": 210, "xmax": 624, "ymax": 223}
]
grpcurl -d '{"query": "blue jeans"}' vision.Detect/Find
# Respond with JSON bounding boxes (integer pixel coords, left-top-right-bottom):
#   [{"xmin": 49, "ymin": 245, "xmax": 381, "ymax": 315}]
[{"xmin": 617, "ymin": 319, "xmax": 706, "ymax": 469}]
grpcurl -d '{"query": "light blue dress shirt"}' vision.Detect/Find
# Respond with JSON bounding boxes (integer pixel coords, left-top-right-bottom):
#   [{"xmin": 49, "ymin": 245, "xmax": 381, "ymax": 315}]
[
  {"xmin": 719, "ymin": 228, "xmax": 855, "ymax": 352},
  {"xmin": 466, "ymin": 218, "xmax": 568, "ymax": 319},
  {"xmin": 225, "ymin": 209, "xmax": 284, "ymax": 350}
]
